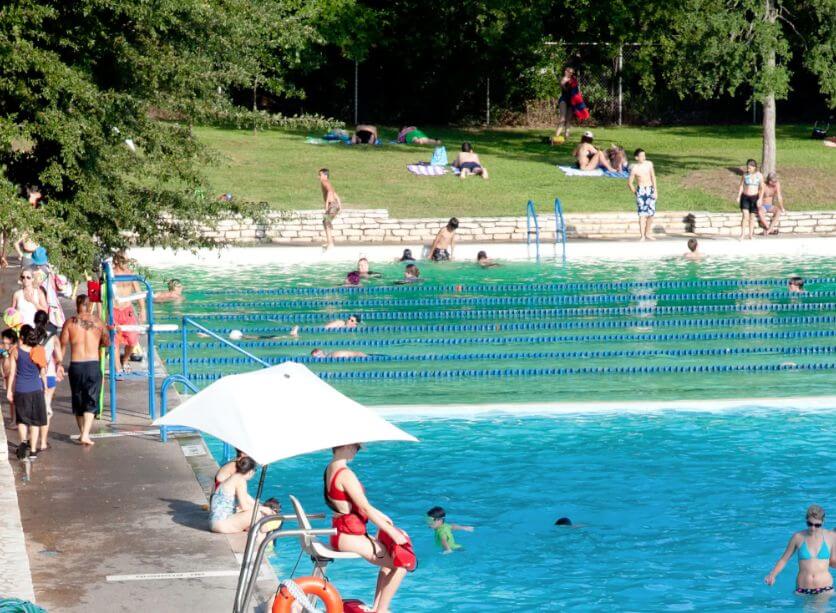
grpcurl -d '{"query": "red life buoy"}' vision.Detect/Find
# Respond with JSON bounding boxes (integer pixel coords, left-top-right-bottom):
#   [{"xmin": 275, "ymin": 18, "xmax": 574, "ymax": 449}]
[{"xmin": 272, "ymin": 576, "xmax": 343, "ymax": 613}]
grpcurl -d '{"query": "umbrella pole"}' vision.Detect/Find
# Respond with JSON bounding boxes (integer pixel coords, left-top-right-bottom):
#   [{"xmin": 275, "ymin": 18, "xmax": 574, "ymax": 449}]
[{"xmin": 233, "ymin": 465, "xmax": 269, "ymax": 613}]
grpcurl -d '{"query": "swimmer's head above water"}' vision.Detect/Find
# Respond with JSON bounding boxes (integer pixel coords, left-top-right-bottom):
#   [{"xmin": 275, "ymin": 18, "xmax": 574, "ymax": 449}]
[
  {"xmin": 789, "ymin": 276, "xmax": 804, "ymax": 293},
  {"xmin": 555, "ymin": 517, "xmax": 572, "ymax": 526}
]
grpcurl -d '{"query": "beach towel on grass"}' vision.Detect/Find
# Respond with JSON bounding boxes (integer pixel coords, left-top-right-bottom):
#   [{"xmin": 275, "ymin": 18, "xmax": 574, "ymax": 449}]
[
  {"xmin": 557, "ymin": 165, "xmax": 628, "ymax": 179},
  {"xmin": 408, "ymin": 164, "xmax": 448, "ymax": 176}
]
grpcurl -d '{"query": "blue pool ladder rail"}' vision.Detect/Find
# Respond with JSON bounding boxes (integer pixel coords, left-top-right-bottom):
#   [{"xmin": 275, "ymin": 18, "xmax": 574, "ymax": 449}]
[
  {"xmin": 554, "ymin": 197, "xmax": 567, "ymax": 263},
  {"xmin": 526, "ymin": 199, "xmax": 541, "ymax": 261}
]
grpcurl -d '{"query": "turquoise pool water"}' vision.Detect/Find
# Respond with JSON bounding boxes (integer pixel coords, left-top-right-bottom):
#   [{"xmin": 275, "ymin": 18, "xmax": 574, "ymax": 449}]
[
  {"xmin": 150, "ymin": 254, "xmax": 836, "ymax": 610},
  {"xmin": 206, "ymin": 408, "xmax": 836, "ymax": 611},
  {"xmin": 152, "ymin": 256, "xmax": 836, "ymax": 404}
]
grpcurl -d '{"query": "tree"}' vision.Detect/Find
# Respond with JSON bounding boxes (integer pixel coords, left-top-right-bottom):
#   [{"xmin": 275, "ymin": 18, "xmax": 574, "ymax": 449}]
[
  {"xmin": 0, "ymin": 0, "xmax": 328, "ymax": 277},
  {"xmin": 658, "ymin": 0, "xmax": 836, "ymax": 174}
]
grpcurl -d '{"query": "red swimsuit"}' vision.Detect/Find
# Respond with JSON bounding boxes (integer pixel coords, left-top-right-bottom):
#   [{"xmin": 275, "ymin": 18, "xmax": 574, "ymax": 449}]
[{"xmin": 327, "ymin": 467, "xmax": 369, "ymax": 549}]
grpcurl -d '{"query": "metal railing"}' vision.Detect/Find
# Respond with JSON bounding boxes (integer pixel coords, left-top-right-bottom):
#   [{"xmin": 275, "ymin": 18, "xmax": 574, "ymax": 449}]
[
  {"xmin": 103, "ymin": 259, "xmax": 158, "ymax": 421},
  {"xmin": 159, "ymin": 316, "xmax": 271, "ymax": 459},
  {"xmin": 554, "ymin": 197, "xmax": 567, "ymax": 263},
  {"xmin": 525, "ymin": 199, "xmax": 540, "ymax": 261}
]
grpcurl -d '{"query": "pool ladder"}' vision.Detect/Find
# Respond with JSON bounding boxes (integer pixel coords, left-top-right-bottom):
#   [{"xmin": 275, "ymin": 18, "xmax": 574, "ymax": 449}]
[{"xmin": 526, "ymin": 199, "xmax": 567, "ymax": 263}]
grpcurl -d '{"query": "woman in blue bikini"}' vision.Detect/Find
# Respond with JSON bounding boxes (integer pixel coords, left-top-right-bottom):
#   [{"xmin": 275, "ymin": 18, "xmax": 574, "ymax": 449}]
[{"xmin": 765, "ymin": 505, "xmax": 836, "ymax": 597}]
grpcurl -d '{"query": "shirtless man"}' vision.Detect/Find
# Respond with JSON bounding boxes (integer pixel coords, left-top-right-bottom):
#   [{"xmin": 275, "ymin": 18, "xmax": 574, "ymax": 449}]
[
  {"xmin": 452, "ymin": 143, "xmax": 489, "ymax": 179},
  {"xmin": 319, "ymin": 168, "xmax": 342, "ymax": 250},
  {"xmin": 573, "ymin": 132, "xmax": 616, "ymax": 172},
  {"xmin": 60, "ymin": 295, "xmax": 110, "ymax": 445},
  {"xmin": 627, "ymin": 149, "xmax": 658, "ymax": 241},
  {"xmin": 683, "ymin": 238, "xmax": 703, "ymax": 260},
  {"xmin": 429, "ymin": 218, "xmax": 459, "ymax": 261},
  {"xmin": 324, "ymin": 315, "xmax": 360, "ymax": 330},
  {"xmin": 112, "ymin": 253, "xmax": 145, "ymax": 372},
  {"xmin": 760, "ymin": 172, "xmax": 785, "ymax": 235},
  {"xmin": 154, "ymin": 279, "xmax": 185, "ymax": 303},
  {"xmin": 310, "ymin": 348, "xmax": 368, "ymax": 358}
]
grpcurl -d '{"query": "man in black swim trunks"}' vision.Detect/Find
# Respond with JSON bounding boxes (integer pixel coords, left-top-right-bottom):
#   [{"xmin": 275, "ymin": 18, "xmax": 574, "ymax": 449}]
[
  {"xmin": 60, "ymin": 295, "xmax": 109, "ymax": 446},
  {"xmin": 429, "ymin": 218, "xmax": 459, "ymax": 261}
]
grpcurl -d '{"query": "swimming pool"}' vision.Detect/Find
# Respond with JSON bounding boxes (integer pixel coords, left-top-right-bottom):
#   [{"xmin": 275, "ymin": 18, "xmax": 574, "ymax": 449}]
[
  {"xmin": 148, "ymin": 250, "xmax": 836, "ymax": 610},
  {"xmin": 205, "ymin": 407, "xmax": 836, "ymax": 611},
  {"xmin": 152, "ymin": 255, "xmax": 836, "ymax": 405}
]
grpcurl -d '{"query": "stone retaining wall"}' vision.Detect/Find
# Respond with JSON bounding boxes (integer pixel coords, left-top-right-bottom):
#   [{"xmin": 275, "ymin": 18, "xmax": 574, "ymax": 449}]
[{"xmin": 202, "ymin": 209, "xmax": 836, "ymax": 244}]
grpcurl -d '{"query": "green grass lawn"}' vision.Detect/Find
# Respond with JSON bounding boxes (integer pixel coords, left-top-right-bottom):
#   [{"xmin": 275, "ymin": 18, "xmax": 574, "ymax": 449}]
[{"xmin": 195, "ymin": 124, "xmax": 836, "ymax": 218}]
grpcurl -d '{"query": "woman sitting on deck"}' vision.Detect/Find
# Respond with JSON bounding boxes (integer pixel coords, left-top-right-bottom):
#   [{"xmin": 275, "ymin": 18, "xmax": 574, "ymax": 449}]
[
  {"xmin": 324, "ymin": 443, "xmax": 409, "ymax": 613},
  {"xmin": 209, "ymin": 456, "xmax": 271, "ymax": 534}
]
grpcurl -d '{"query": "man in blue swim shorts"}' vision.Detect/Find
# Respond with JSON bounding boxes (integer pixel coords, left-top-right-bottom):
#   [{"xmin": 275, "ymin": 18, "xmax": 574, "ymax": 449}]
[{"xmin": 627, "ymin": 148, "xmax": 658, "ymax": 241}]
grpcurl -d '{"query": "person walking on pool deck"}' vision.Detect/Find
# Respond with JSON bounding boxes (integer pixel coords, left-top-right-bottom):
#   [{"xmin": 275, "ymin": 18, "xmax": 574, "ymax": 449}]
[
  {"xmin": 11, "ymin": 268, "xmax": 48, "ymax": 327},
  {"xmin": 765, "ymin": 505, "xmax": 836, "ymax": 596},
  {"xmin": 429, "ymin": 218, "xmax": 459, "ymax": 261},
  {"xmin": 736, "ymin": 159, "xmax": 764, "ymax": 240},
  {"xmin": 319, "ymin": 168, "xmax": 342, "ymax": 250},
  {"xmin": 7, "ymin": 325, "xmax": 47, "ymax": 459},
  {"xmin": 627, "ymin": 149, "xmax": 658, "ymax": 241},
  {"xmin": 325, "ymin": 443, "xmax": 410, "ymax": 613},
  {"xmin": 112, "ymin": 252, "xmax": 145, "ymax": 372},
  {"xmin": 60, "ymin": 295, "xmax": 109, "ymax": 446}
]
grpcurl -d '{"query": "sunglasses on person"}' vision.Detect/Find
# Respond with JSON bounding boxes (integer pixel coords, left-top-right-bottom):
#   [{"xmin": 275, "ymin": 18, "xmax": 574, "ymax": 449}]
[
  {"xmin": 20, "ymin": 275, "xmax": 32, "ymax": 280},
  {"xmin": 807, "ymin": 521, "xmax": 823, "ymax": 528}
]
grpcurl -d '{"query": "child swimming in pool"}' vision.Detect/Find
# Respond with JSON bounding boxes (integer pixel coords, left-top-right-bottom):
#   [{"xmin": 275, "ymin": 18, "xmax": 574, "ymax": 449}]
[{"xmin": 427, "ymin": 506, "xmax": 473, "ymax": 554}]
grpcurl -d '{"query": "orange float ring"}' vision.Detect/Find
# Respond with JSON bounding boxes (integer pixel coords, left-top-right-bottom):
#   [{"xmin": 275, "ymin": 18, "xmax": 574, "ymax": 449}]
[{"xmin": 272, "ymin": 576, "xmax": 343, "ymax": 613}]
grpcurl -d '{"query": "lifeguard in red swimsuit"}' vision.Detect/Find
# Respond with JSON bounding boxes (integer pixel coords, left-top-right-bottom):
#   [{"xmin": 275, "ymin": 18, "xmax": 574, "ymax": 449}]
[{"xmin": 324, "ymin": 443, "xmax": 409, "ymax": 613}]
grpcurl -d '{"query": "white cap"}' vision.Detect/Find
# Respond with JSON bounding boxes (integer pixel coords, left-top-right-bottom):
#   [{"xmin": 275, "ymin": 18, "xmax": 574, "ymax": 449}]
[
  {"xmin": 229, "ymin": 330, "xmax": 243, "ymax": 341},
  {"xmin": 583, "ymin": 130, "xmax": 594, "ymax": 139}
]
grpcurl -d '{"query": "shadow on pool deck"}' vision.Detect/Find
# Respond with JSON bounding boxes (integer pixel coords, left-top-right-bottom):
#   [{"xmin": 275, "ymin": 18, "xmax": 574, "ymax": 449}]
[{"xmin": 2, "ymin": 260, "xmax": 277, "ymax": 612}]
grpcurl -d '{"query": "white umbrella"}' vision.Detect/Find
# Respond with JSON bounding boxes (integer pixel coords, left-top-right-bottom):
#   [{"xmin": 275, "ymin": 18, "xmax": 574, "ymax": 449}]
[{"xmin": 153, "ymin": 361, "xmax": 417, "ymax": 464}]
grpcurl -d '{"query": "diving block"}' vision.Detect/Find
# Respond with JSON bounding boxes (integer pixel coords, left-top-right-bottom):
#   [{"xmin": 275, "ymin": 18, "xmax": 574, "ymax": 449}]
[{"xmin": 117, "ymin": 324, "xmax": 179, "ymax": 333}]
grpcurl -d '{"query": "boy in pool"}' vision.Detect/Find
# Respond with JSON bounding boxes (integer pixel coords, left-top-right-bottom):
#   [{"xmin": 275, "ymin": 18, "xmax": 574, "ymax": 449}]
[
  {"xmin": 429, "ymin": 218, "xmax": 458, "ymax": 261},
  {"xmin": 427, "ymin": 506, "xmax": 473, "ymax": 554},
  {"xmin": 683, "ymin": 239, "xmax": 703, "ymax": 260}
]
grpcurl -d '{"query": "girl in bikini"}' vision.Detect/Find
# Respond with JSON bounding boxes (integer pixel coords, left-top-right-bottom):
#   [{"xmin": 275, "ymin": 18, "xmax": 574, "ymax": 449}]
[
  {"xmin": 735, "ymin": 159, "xmax": 764, "ymax": 240},
  {"xmin": 324, "ymin": 443, "xmax": 408, "ymax": 613},
  {"xmin": 765, "ymin": 504, "xmax": 836, "ymax": 598}
]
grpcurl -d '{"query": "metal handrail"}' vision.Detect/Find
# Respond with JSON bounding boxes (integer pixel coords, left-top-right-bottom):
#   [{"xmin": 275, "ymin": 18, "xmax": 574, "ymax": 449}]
[
  {"xmin": 554, "ymin": 197, "xmax": 567, "ymax": 263},
  {"xmin": 234, "ymin": 513, "xmax": 335, "ymax": 613},
  {"xmin": 103, "ymin": 259, "xmax": 158, "ymax": 421},
  {"xmin": 526, "ymin": 199, "xmax": 540, "ymax": 261},
  {"xmin": 159, "ymin": 374, "xmax": 199, "ymax": 443}
]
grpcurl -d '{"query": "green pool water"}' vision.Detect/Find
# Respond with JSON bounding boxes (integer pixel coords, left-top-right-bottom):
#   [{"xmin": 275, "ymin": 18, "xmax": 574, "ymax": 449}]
[{"xmin": 151, "ymin": 255, "xmax": 836, "ymax": 405}]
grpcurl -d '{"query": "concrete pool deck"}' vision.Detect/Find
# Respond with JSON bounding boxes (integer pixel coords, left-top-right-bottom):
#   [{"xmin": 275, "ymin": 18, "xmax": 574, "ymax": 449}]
[
  {"xmin": 1, "ymin": 262, "xmax": 278, "ymax": 611},
  {"xmin": 130, "ymin": 235, "xmax": 835, "ymax": 266}
]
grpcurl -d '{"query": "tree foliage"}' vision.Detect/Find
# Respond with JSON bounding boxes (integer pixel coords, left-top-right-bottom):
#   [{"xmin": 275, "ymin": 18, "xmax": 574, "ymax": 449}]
[{"xmin": 0, "ymin": 0, "xmax": 330, "ymax": 277}]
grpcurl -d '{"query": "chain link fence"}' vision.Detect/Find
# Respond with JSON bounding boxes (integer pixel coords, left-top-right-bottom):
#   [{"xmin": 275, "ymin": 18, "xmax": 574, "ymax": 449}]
[{"xmin": 523, "ymin": 43, "xmax": 646, "ymax": 127}]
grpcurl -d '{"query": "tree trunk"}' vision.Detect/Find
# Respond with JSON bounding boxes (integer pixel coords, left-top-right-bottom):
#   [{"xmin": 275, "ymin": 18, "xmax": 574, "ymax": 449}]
[
  {"xmin": 761, "ymin": 0, "xmax": 777, "ymax": 175},
  {"xmin": 252, "ymin": 77, "xmax": 258, "ymax": 136}
]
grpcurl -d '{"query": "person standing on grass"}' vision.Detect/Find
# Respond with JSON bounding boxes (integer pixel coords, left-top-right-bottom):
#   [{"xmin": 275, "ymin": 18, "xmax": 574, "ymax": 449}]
[
  {"xmin": 60, "ymin": 295, "xmax": 109, "ymax": 446},
  {"xmin": 735, "ymin": 159, "xmax": 764, "ymax": 240},
  {"xmin": 627, "ymin": 149, "xmax": 658, "ymax": 241},
  {"xmin": 319, "ymin": 168, "xmax": 341, "ymax": 250},
  {"xmin": 7, "ymin": 325, "xmax": 47, "ymax": 460}
]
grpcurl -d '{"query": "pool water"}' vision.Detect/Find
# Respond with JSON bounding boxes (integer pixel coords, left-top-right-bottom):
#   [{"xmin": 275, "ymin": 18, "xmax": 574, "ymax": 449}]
[
  {"xmin": 151, "ymin": 256, "xmax": 836, "ymax": 404},
  {"xmin": 148, "ymin": 253, "xmax": 836, "ymax": 610},
  {"xmin": 206, "ymin": 408, "xmax": 836, "ymax": 611}
]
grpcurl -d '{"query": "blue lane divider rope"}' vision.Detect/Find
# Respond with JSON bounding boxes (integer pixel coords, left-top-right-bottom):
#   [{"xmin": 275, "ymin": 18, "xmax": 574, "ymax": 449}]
[
  {"xmin": 183, "ymin": 302, "xmax": 836, "ymax": 322},
  {"xmin": 163, "ymin": 345, "xmax": 836, "ymax": 367},
  {"xmin": 178, "ymin": 315, "xmax": 836, "ymax": 336},
  {"xmin": 214, "ymin": 291, "xmax": 836, "ymax": 310},
  {"xmin": 183, "ymin": 361, "xmax": 836, "ymax": 382},
  {"xmin": 198, "ymin": 277, "xmax": 836, "ymax": 297},
  {"xmin": 157, "ymin": 328, "xmax": 836, "ymax": 351}
]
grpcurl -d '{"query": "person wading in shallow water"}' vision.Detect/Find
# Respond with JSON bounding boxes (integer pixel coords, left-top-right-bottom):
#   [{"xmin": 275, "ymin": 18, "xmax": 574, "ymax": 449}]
[
  {"xmin": 60, "ymin": 295, "xmax": 109, "ymax": 446},
  {"xmin": 765, "ymin": 504, "xmax": 836, "ymax": 597}
]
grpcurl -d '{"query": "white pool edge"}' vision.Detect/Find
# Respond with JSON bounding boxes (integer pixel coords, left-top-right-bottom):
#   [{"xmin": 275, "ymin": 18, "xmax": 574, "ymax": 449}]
[
  {"xmin": 130, "ymin": 236, "xmax": 836, "ymax": 266},
  {"xmin": 372, "ymin": 395, "xmax": 836, "ymax": 418}
]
